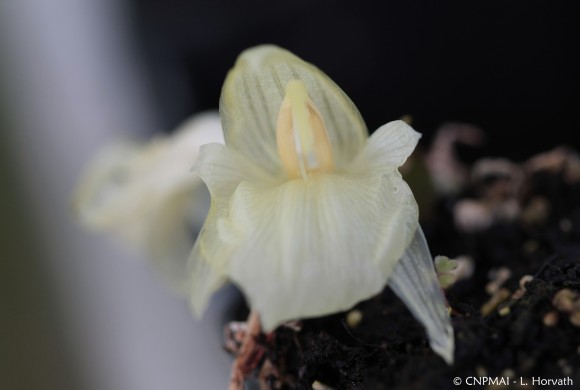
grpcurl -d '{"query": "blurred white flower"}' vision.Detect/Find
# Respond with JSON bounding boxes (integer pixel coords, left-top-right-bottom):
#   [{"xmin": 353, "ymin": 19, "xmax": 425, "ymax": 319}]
[
  {"xmin": 73, "ymin": 112, "xmax": 224, "ymax": 290},
  {"xmin": 189, "ymin": 46, "xmax": 454, "ymax": 363}
]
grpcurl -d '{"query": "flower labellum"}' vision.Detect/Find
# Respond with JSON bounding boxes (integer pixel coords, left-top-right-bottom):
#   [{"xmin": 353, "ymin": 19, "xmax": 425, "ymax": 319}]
[{"xmin": 190, "ymin": 45, "xmax": 454, "ymax": 364}]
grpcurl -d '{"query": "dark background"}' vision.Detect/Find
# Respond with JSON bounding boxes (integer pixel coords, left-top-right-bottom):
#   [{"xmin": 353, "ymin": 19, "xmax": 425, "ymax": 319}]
[
  {"xmin": 1, "ymin": 3, "xmax": 577, "ymax": 390},
  {"xmin": 131, "ymin": 0, "xmax": 579, "ymax": 162}
]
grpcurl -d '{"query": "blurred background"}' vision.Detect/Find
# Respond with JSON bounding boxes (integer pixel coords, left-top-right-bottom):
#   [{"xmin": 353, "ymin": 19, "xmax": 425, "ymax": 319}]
[{"xmin": 0, "ymin": 1, "xmax": 578, "ymax": 390}]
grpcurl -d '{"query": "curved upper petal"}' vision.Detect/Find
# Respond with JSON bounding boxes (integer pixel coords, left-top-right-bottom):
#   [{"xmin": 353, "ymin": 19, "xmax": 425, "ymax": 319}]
[
  {"xmin": 220, "ymin": 45, "xmax": 368, "ymax": 174},
  {"xmin": 350, "ymin": 120, "xmax": 421, "ymax": 174},
  {"xmin": 217, "ymin": 171, "xmax": 418, "ymax": 330}
]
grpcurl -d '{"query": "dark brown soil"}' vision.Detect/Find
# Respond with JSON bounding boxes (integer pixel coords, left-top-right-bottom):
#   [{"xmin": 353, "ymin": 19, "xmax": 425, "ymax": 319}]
[{"xmin": 238, "ymin": 156, "xmax": 580, "ymax": 389}]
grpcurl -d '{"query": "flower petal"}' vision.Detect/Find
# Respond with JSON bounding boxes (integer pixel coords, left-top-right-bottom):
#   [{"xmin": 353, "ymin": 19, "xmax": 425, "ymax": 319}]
[
  {"xmin": 388, "ymin": 227, "xmax": 455, "ymax": 364},
  {"xmin": 193, "ymin": 143, "xmax": 280, "ymax": 208},
  {"xmin": 350, "ymin": 120, "xmax": 421, "ymax": 173},
  {"xmin": 189, "ymin": 143, "xmax": 282, "ymax": 314},
  {"xmin": 188, "ymin": 224, "xmax": 229, "ymax": 317},
  {"xmin": 220, "ymin": 45, "xmax": 368, "ymax": 174},
  {"xmin": 370, "ymin": 176, "xmax": 419, "ymax": 277},
  {"xmin": 219, "ymin": 171, "xmax": 418, "ymax": 330}
]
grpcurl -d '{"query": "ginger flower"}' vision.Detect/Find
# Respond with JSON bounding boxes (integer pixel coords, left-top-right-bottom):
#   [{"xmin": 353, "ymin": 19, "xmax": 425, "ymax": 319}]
[
  {"xmin": 74, "ymin": 112, "xmax": 223, "ymax": 289},
  {"xmin": 190, "ymin": 45, "xmax": 454, "ymax": 363}
]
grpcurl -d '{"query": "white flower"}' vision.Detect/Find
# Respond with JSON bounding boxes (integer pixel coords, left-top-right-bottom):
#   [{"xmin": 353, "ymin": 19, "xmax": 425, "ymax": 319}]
[
  {"xmin": 189, "ymin": 45, "xmax": 454, "ymax": 363},
  {"xmin": 73, "ymin": 112, "xmax": 223, "ymax": 289}
]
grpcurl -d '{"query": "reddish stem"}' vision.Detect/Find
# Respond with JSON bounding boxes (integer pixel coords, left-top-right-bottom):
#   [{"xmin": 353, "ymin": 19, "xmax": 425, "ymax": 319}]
[{"xmin": 228, "ymin": 311, "xmax": 263, "ymax": 390}]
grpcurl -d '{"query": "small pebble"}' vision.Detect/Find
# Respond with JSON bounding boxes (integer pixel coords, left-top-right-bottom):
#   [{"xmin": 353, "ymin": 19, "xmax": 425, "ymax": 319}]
[
  {"xmin": 486, "ymin": 267, "xmax": 511, "ymax": 295},
  {"xmin": 512, "ymin": 275, "xmax": 534, "ymax": 300},
  {"xmin": 400, "ymin": 114, "xmax": 413, "ymax": 125},
  {"xmin": 312, "ymin": 380, "xmax": 334, "ymax": 390},
  {"xmin": 543, "ymin": 311, "xmax": 559, "ymax": 327},
  {"xmin": 553, "ymin": 289, "xmax": 578, "ymax": 312},
  {"xmin": 498, "ymin": 306, "xmax": 511, "ymax": 316},
  {"xmin": 346, "ymin": 309, "xmax": 363, "ymax": 329},
  {"xmin": 518, "ymin": 275, "xmax": 534, "ymax": 289},
  {"xmin": 502, "ymin": 368, "xmax": 515, "ymax": 378},
  {"xmin": 481, "ymin": 288, "xmax": 511, "ymax": 316},
  {"xmin": 570, "ymin": 312, "xmax": 580, "ymax": 327}
]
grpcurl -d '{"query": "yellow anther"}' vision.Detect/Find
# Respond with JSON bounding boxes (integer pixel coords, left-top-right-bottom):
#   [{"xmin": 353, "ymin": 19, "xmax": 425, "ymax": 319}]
[{"xmin": 276, "ymin": 80, "xmax": 334, "ymax": 180}]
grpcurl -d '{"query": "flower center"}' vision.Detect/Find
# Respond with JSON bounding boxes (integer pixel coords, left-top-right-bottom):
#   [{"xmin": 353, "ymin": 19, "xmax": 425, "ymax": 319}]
[{"xmin": 276, "ymin": 80, "xmax": 334, "ymax": 180}]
